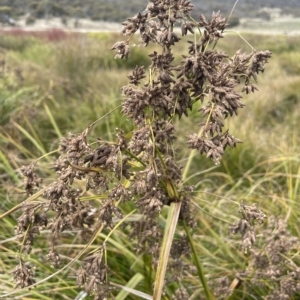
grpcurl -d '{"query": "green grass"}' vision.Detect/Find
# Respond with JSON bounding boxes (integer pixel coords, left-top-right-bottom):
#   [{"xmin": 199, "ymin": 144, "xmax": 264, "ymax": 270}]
[{"xmin": 0, "ymin": 31, "xmax": 300, "ymax": 299}]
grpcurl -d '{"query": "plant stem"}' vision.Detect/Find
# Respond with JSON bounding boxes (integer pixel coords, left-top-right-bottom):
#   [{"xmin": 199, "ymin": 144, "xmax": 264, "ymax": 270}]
[{"xmin": 183, "ymin": 220, "xmax": 216, "ymax": 300}]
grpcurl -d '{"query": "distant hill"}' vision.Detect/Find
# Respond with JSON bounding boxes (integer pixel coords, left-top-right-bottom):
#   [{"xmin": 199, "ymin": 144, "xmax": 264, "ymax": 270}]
[{"xmin": 0, "ymin": 0, "xmax": 299, "ymax": 23}]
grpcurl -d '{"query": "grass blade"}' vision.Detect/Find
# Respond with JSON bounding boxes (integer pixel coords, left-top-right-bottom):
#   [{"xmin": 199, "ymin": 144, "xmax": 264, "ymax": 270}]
[
  {"xmin": 153, "ymin": 202, "xmax": 181, "ymax": 300},
  {"xmin": 0, "ymin": 150, "xmax": 18, "ymax": 181},
  {"xmin": 115, "ymin": 273, "xmax": 149, "ymax": 300},
  {"xmin": 44, "ymin": 103, "xmax": 63, "ymax": 139},
  {"xmin": 12, "ymin": 121, "xmax": 48, "ymax": 157}
]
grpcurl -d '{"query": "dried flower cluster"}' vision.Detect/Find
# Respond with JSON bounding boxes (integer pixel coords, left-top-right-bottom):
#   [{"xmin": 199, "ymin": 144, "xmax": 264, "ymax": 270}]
[
  {"xmin": 11, "ymin": 0, "xmax": 274, "ymax": 299},
  {"xmin": 77, "ymin": 247, "xmax": 113, "ymax": 299},
  {"xmin": 229, "ymin": 204, "xmax": 266, "ymax": 253},
  {"xmin": 12, "ymin": 259, "xmax": 35, "ymax": 289},
  {"xmin": 20, "ymin": 164, "xmax": 43, "ymax": 196},
  {"xmin": 241, "ymin": 217, "xmax": 300, "ymax": 299},
  {"xmin": 210, "ymin": 217, "xmax": 300, "ymax": 300},
  {"xmin": 113, "ymin": 3, "xmax": 271, "ymax": 167}
]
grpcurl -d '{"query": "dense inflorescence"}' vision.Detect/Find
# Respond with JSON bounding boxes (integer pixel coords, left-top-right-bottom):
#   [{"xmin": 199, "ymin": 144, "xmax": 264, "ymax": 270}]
[
  {"xmin": 229, "ymin": 204, "xmax": 266, "ymax": 253},
  {"xmin": 239, "ymin": 217, "xmax": 300, "ymax": 300},
  {"xmin": 11, "ymin": 0, "xmax": 276, "ymax": 299}
]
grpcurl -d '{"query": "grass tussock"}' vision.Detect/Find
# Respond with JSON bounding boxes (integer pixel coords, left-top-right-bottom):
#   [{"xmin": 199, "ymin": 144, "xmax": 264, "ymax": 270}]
[{"xmin": 0, "ymin": 5, "xmax": 300, "ymax": 300}]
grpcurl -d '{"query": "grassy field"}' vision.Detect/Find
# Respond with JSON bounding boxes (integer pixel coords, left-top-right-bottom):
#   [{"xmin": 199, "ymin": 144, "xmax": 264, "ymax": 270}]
[{"xmin": 0, "ymin": 29, "xmax": 300, "ymax": 299}]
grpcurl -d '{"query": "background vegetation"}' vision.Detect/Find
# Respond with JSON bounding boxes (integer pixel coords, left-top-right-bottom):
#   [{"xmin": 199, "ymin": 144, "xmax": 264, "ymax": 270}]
[
  {"xmin": 1, "ymin": 0, "xmax": 300, "ymax": 22},
  {"xmin": 0, "ymin": 28, "xmax": 299, "ymax": 299}
]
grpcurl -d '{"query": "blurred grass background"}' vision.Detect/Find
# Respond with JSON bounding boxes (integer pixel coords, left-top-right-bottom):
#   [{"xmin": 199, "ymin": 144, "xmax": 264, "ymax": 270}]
[{"xmin": 0, "ymin": 30, "xmax": 299, "ymax": 299}]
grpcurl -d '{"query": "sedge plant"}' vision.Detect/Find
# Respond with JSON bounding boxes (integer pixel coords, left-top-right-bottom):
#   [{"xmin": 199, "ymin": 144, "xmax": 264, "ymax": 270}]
[{"xmin": 0, "ymin": 1, "xmax": 279, "ymax": 299}]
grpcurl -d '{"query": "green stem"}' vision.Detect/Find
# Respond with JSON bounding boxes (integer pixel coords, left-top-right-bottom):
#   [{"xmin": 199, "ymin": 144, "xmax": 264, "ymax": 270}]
[{"xmin": 183, "ymin": 220, "xmax": 216, "ymax": 300}]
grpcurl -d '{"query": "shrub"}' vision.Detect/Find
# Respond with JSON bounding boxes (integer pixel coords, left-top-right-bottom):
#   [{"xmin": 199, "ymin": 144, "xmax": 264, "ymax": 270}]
[
  {"xmin": 52, "ymin": 3, "xmax": 67, "ymax": 17},
  {"xmin": 0, "ymin": 6, "xmax": 12, "ymax": 15},
  {"xmin": 70, "ymin": 7, "xmax": 84, "ymax": 19},
  {"xmin": 227, "ymin": 16, "xmax": 239, "ymax": 27},
  {"xmin": 25, "ymin": 15, "xmax": 36, "ymax": 25}
]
